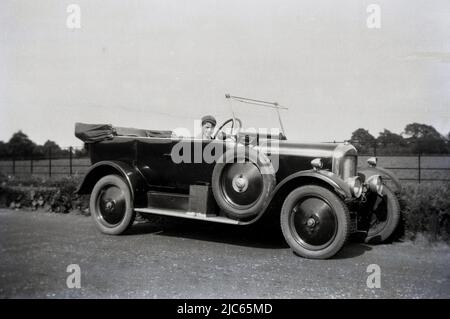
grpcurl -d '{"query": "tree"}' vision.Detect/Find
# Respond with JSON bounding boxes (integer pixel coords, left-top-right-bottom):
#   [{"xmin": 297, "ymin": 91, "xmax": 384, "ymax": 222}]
[
  {"xmin": 0, "ymin": 141, "xmax": 8, "ymax": 159},
  {"xmin": 74, "ymin": 144, "xmax": 88, "ymax": 158},
  {"xmin": 403, "ymin": 123, "xmax": 447, "ymax": 154},
  {"xmin": 351, "ymin": 128, "xmax": 376, "ymax": 143},
  {"xmin": 447, "ymin": 132, "xmax": 450, "ymax": 152},
  {"xmin": 350, "ymin": 128, "xmax": 376, "ymax": 153},
  {"xmin": 404, "ymin": 123, "xmax": 443, "ymax": 139},
  {"xmin": 43, "ymin": 140, "xmax": 63, "ymax": 155},
  {"xmin": 32, "ymin": 145, "xmax": 46, "ymax": 158},
  {"xmin": 7, "ymin": 131, "xmax": 36, "ymax": 158},
  {"xmin": 377, "ymin": 129, "xmax": 406, "ymax": 147}
]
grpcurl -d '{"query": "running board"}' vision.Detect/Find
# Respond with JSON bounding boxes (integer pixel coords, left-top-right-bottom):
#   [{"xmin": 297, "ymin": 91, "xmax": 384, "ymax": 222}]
[{"xmin": 134, "ymin": 207, "xmax": 243, "ymax": 225}]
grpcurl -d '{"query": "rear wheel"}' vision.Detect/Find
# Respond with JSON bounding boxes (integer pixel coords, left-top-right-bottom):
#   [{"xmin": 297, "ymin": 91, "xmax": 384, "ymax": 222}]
[
  {"xmin": 90, "ymin": 175, "xmax": 135, "ymax": 235},
  {"xmin": 280, "ymin": 185, "xmax": 350, "ymax": 259}
]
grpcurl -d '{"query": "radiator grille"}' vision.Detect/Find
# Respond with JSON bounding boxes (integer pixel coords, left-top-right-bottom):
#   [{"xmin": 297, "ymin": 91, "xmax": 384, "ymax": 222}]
[{"xmin": 342, "ymin": 156, "xmax": 357, "ymax": 180}]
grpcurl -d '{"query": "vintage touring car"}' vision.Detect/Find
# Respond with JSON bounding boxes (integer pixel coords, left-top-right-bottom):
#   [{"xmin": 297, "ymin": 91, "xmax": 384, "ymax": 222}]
[{"xmin": 75, "ymin": 95, "xmax": 402, "ymax": 259}]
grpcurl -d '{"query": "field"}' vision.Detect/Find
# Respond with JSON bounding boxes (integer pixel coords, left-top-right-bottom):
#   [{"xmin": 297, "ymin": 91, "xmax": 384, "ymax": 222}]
[
  {"xmin": 0, "ymin": 156, "xmax": 449, "ymax": 182},
  {"xmin": 358, "ymin": 155, "xmax": 450, "ymax": 182}
]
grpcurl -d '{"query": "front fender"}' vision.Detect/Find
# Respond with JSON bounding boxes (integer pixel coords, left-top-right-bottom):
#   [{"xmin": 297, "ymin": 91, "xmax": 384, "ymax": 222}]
[
  {"xmin": 238, "ymin": 169, "xmax": 353, "ymax": 226},
  {"xmin": 273, "ymin": 170, "xmax": 353, "ymax": 200},
  {"xmin": 359, "ymin": 167, "xmax": 402, "ymax": 194},
  {"xmin": 76, "ymin": 161, "xmax": 148, "ymax": 203}
]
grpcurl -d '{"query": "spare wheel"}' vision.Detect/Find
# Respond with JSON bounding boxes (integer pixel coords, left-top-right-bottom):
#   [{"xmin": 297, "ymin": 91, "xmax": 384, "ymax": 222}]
[{"xmin": 211, "ymin": 147, "xmax": 276, "ymax": 219}]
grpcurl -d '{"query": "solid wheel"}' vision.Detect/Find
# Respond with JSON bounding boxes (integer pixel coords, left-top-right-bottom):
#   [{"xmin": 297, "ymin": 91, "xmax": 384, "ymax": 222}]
[
  {"xmin": 280, "ymin": 185, "xmax": 350, "ymax": 259},
  {"xmin": 211, "ymin": 147, "xmax": 275, "ymax": 219},
  {"xmin": 89, "ymin": 175, "xmax": 135, "ymax": 235},
  {"xmin": 363, "ymin": 186, "xmax": 401, "ymax": 244}
]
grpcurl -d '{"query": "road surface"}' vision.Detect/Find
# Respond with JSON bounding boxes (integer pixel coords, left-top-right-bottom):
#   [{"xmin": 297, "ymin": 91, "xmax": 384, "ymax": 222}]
[{"xmin": 0, "ymin": 209, "xmax": 449, "ymax": 298}]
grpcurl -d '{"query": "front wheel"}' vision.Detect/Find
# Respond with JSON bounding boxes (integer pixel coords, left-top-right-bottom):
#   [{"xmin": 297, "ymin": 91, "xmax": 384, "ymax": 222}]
[
  {"xmin": 90, "ymin": 175, "xmax": 135, "ymax": 235},
  {"xmin": 362, "ymin": 186, "xmax": 400, "ymax": 244},
  {"xmin": 280, "ymin": 185, "xmax": 350, "ymax": 259}
]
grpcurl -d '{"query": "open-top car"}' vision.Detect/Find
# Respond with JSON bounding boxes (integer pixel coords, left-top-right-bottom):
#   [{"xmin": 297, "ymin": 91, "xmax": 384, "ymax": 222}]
[{"xmin": 75, "ymin": 94, "xmax": 402, "ymax": 259}]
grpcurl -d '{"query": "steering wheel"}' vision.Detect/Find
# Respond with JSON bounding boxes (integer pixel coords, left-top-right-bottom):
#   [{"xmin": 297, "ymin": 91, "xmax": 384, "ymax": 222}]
[{"xmin": 212, "ymin": 118, "xmax": 242, "ymax": 140}]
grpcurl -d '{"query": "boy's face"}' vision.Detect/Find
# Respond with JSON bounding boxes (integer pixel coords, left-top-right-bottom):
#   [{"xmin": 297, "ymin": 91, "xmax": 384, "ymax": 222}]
[{"xmin": 202, "ymin": 122, "xmax": 215, "ymax": 139}]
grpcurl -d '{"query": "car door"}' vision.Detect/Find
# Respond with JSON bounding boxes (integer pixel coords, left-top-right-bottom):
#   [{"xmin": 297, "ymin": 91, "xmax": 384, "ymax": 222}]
[{"xmin": 172, "ymin": 137, "xmax": 226, "ymax": 186}]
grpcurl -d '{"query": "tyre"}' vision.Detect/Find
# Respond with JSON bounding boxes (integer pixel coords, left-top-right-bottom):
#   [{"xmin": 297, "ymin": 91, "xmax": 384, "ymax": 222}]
[
  {"xmin": 363, "ymin": 186, "xmax": 400, "ymax": 244},
  {"xmin": 280, "ymin": 185, "xmax": 350, "ymax": 259},
  {"xmin": 211, "ymin": 147, "xmax": 275, "ymax": 219},
  {"xmin": 89, "ymin": 174, "xmax": 136, "ymax": 235}
]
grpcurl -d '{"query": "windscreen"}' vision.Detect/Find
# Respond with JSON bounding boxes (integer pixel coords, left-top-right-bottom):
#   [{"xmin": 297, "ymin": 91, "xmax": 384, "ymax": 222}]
[{"xmin": 223, "ymin": 95, "xmax": 286, "ymax": 137}]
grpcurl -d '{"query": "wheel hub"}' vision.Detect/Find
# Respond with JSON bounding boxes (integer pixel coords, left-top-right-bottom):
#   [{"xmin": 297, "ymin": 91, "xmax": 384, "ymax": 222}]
[
  {"xmin": 306, "ymin": 217, "xmax": 316, "ymax": 227},
  {"xmin": 104, "ymin": 200, "xmax": 116, "ymax": 213},
  {"xmin": 232, "ymin": 174, "xmax": 249, "ymax": 193},
  {"xmin": 221, "ymin": 163, "xmax": 263, "ymax": 207},
  {"xmin": 291, "ymin": 196, "xmax": 338, "ymax": 249},
  {"xmin": 97, "ymin": 185, "xmax": 126, "ymax": 226}
]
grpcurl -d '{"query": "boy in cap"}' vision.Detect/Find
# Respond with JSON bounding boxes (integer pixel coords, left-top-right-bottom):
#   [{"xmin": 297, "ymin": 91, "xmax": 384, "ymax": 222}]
[{"xmin": 197, "ymin": 115, "xmax": 216, "ymax": 139}]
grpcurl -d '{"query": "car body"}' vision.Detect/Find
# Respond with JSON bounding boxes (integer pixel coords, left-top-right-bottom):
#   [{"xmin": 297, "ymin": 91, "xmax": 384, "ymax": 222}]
[{"xmin": 75, "ymin": 103, "xmax": 401, "ymax": 259}]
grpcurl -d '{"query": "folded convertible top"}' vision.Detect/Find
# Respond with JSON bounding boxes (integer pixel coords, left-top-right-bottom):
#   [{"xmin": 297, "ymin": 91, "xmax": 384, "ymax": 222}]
[
  {"xmin": 75, "ymin": 122, "xmax": 173, "ymax": 143},
  {"xmin": 75, "ymin": 123, "xmax": 115, "ymax": 143}
]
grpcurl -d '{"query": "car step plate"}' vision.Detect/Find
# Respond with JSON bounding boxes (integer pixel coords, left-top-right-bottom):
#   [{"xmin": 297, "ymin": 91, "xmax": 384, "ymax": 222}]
[{"xmin": 134, "ymin": 207, "xmax": 243, "ymax": 225}]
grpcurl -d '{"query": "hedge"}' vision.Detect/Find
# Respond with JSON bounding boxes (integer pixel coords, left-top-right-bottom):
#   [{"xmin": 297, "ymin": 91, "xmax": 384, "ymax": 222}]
[
  {"xmin": 399, "ymin": 182, "xmax": 450, "ymax": 242},
  {"xmin": 0, "ymin": 175, "xmax": 89, "ymax": 214}
]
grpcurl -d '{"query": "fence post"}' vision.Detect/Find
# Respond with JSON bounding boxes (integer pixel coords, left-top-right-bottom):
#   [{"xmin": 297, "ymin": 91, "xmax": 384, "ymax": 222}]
[
  {"xmin": 30, "ymin": 158, "xmax": 33, "ymax": 175},
  {"xmin": 48, "ymin": 148, "xmax": 52, "ymax": 178},
  {"xmin": 373, "ymin": 142, "xmax": 377, "ymax": 156},
  {"xmin": 69, "ymin": 146, "xmax": 73, "ymax": 176},
  {"xmin": 12, "ymin": 157, "xmax": 15, "ymax": 176},
  {"xmin": 418, "ymin": 152, "xmax": 421, "ymax": 183}
]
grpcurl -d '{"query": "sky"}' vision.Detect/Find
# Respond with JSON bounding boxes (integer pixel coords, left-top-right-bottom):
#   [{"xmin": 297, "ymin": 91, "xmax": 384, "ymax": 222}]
[{"xmin": 0, "ymin": 0, "xmax": 449, "ymax": 148}]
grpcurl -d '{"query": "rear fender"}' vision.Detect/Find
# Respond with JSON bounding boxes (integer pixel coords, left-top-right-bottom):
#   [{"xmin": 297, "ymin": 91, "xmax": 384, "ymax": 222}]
[{"xmin": 76, "ymin": 161, "xmax": 148, "ymax": 204}]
